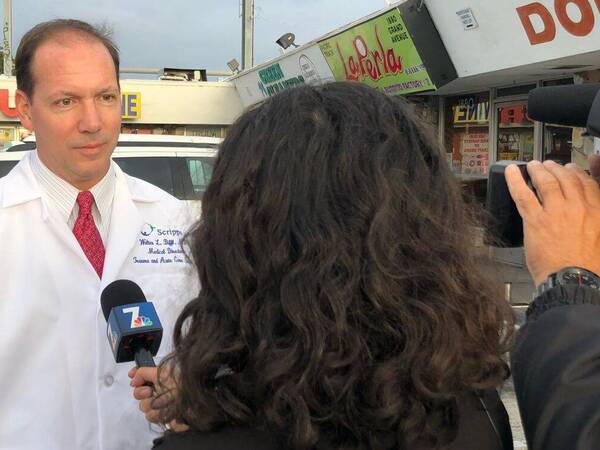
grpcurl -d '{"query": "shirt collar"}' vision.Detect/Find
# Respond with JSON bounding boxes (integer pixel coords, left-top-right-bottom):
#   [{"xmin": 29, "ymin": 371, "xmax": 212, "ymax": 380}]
[{"xmin": 30, "ymin": 150, "xmax": 116, "ymax": 223}]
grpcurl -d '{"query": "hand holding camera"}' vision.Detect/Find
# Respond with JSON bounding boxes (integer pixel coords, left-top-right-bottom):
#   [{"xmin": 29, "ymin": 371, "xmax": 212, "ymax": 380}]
[
  {"xmin": 505, "ymin": 159, "xmax": 600, "ymax": 286},
  {"xmin": 487, "ymin": 83, "xmax": 600, "ymax": 287}
]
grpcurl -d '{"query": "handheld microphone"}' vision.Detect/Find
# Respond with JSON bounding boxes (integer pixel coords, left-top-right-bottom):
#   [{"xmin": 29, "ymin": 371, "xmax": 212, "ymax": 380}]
[
  {"xmin": 528, "ymin": 83, "xmax": 600, "ymax": 137},
  {"xmin": 100, "ymin": 279, "xmax": 163, "ymax": 367}
]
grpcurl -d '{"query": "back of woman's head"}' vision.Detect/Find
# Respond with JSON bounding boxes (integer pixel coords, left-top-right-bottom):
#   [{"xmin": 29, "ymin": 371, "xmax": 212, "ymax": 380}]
[{"xmin": 167, "ymin": 82, "xmax": 512, "ymax": 449}]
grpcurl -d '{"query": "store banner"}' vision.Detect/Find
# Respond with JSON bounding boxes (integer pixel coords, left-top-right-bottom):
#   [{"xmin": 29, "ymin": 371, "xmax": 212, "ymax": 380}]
[
  {"xmin": 233, "ymin": 45, "xmax": 335, "ymax": 108},
  {"xmin": 454, "ymin": 101, "xmax": 490, "ymax": 124},
  {"xmin": 318, "ymin": 8, "xmax": 435, "ymax": 95},
  {"xmin": 121, "ymin": 92, "xmax": 142, "ymax": 120}
]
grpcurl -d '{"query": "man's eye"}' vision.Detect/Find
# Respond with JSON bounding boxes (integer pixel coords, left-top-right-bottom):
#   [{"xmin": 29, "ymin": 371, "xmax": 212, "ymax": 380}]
[
  {"xmin": 101, "ymin": 94, "xmax": 117, "ymax": 102},
  {"xmin": 58, "ymin": 98, "xmax": 72, "ymax": 106}
]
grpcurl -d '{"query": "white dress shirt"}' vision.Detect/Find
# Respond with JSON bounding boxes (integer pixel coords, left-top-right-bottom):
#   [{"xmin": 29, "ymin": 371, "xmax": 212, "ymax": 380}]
[{"xmin": 30, "ymin": 150, "xmax": 116, "ymax": 243}]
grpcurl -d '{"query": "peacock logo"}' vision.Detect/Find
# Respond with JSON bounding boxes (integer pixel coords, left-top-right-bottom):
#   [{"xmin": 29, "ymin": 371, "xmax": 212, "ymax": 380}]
[
  {"xmin": 132, "ymin": 315, "xmax": 153, "ymax": 328},
  {"xmin": 123, "ymin": 306, "xmax": 154, "ymax": 329}
]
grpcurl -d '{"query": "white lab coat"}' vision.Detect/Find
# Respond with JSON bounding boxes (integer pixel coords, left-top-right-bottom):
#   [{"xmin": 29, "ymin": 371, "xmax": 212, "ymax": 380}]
[{"xmin": 0, "ymin": 152, "xmax": 199, "ymax": 450}]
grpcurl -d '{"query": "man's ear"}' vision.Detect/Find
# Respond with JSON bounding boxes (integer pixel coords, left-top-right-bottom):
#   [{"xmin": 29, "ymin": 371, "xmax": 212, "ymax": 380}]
[{"xmin": 15, "ymin": 89, "xmax": 34, "ymax": 131}]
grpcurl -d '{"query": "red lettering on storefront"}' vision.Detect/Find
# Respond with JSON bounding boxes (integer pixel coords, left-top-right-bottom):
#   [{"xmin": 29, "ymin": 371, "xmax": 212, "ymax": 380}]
[
  {"xmin": 517, "ymin": 0, "xmax": 600, "ymax": 44},
  {"xmin": 555, "ymin": 0, "xmax": 595, "ymax": 36},
  {"xmin": 336, "ymin": 25, "xmax": 403, "ymax": 82},
  {"xmin": 500, "ymin": 105, "xmax": 529, "ymax": 125},
  {"xmin": 517, "ymin": 2, "xmax": 557, "ymax": 45},
  {"xmin": 0, "ymin": 89, "xmax": 18, "ymax": 118}
]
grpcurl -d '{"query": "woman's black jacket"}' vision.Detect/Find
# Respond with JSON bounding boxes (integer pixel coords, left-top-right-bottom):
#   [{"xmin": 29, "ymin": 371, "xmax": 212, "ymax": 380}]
[{"xmin": 152, "ymin": 389, "xmax": 513, "ymax": 450}]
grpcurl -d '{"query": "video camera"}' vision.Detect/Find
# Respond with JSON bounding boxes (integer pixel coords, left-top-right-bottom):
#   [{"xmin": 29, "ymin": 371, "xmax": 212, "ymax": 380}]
[{"xmin": 487, "ymin": 83, "xmax": 600, "ymax": 247}]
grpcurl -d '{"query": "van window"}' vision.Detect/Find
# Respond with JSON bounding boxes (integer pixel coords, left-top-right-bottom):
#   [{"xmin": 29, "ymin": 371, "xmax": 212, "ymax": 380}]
[
  {"xmin": 186, "ymin": 158, "xmax": 214, "ymax": 194},
  {"xmin": 0, "ymin": 160, "xmax": 18, "ymax": 178},
  {"xmin": 113, "ymin": 157, "xmax": 175, "ymax": 196}
]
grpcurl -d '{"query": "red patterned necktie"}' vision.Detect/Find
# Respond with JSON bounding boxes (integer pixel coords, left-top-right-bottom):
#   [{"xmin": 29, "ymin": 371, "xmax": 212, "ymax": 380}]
[{"xmin": 73, "ymin": 191, "xmax": 105, "ymax": 278}]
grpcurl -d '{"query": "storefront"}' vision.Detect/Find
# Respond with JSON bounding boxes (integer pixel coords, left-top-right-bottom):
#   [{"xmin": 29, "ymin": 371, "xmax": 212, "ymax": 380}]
[
  {"xmin": 441, "ymin": 78, "xmax": 576, "ymax": 182},
  {"xmin": 231, "ymin": 0, "xmax": 600, "ymax": 178},
  {"xmin": 0, "ymin": 77, "xmax": 243, "ymax": 147},
  {"xmin": 443, "ymin": 92, "xmax": 491, "ymax": 177},
  {"xmin": 426, "ymin": 0, "xmax": 600, "ymax": 266},
  {"xmin": 428, "ymin": 0, "xmax": 600, "ymax": 177},
  {"xmin": 228, "ymin": 0, "xmax": 600, "ymax": 270}
]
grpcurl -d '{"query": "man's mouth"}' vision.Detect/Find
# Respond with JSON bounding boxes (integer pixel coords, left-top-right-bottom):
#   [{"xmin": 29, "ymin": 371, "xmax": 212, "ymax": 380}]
[{"xmin": 76, "ymin": 142, "xmax": 105, "ymax": 151}]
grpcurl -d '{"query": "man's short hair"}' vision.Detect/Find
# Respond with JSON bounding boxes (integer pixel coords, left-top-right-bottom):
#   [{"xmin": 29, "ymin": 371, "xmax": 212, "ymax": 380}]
[{"xmin": 15, "ymin": 19, "xmax": 120, "ymax": 98}]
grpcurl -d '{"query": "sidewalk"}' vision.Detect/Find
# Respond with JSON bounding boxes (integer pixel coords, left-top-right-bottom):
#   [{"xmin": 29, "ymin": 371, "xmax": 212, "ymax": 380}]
[
  {"xmin": 501, "ymin": 379, "xmax": 528, "ymax": 450},
  {"xmin": 476, "ymin": 245, "xmax": 532, "ymax": 448}
]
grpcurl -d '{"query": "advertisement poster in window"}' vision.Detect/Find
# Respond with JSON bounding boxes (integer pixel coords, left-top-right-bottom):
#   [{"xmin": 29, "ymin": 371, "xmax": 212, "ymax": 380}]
[
  {"xmin": 318, "ymin": 9, "xmax": 435, "ymax": 95},
  {"xmin": 0, "ymin": 127, "xmax": 14, "ymax": 147},
  {"xmin": 498, "ymin": 131, "xmax": 534, "ymax": 161},
  {"xmin": 460, "ymin": 132, "xmax": 489, "ymax": 176}
]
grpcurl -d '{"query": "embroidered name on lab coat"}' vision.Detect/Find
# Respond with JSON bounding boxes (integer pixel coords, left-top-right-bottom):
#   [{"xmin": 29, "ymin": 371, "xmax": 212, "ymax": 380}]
[{"xmin": 133, "ymin": 223, "xmax": 186, "ymax": 265}]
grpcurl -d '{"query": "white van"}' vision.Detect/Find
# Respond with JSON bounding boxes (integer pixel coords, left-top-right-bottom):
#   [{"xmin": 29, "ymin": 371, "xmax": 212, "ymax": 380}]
[{"xmin": 0, "ymin": 134, "xmax": 220, "ymax": 215}]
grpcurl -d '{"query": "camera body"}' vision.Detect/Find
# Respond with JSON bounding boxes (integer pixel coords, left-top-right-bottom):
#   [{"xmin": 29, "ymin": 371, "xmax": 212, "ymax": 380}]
[{"xmin": 486, "ymin": 161, "xmax": 530, "ymax": 248}]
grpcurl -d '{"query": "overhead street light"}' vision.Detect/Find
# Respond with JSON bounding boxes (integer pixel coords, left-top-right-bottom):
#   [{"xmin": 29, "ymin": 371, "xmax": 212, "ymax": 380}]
[
  {"xmin": 275, "ymin": 32, "xmax": 299, "ymax": 50},
  {"xmin": 227, "ymin": 58, "xmax": 240, "ymax": 74}
]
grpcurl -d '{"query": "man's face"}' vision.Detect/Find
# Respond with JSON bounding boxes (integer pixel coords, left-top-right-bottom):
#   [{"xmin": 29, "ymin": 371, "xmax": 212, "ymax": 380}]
[{"xmin": 16, "ymin": 34, "xmax": 121, "ymax": 190}]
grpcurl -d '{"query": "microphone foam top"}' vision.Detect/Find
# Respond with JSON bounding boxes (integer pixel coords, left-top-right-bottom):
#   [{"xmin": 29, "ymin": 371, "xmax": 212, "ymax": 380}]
[{"xmin": 100, "ymin": 279, "xmax": 147, "ymax": 321}]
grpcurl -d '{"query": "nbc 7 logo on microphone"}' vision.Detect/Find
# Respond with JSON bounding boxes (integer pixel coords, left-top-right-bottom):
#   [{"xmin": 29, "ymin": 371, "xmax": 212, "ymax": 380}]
[{"xmin": 122, "ymin": 306, "xmax": 154, "ymax": 328}]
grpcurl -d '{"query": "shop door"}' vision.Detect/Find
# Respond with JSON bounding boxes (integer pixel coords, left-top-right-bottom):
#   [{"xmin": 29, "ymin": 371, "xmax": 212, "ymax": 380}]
[
  {"xmin": 489, "ymin": 100, "xmax": 533, "ymax": 268},
  {"xmin": 495, "ymin": 101, "xmax": 534, "ymax": 162}
]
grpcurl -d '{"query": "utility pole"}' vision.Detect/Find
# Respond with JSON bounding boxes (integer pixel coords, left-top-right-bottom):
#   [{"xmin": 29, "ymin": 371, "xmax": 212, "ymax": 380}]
[
  {"xmin": 3, "ymin": 0, "xmax": 12, "ymax": 75},
  {"xmin": 241, "ymin": 0, "xmax": 254, "ymax": 70}
]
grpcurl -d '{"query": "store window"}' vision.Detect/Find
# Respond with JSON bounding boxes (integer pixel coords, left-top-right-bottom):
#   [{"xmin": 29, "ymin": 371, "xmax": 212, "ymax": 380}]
[
  {"xmin": 444, "ymin": 92, "xmax": 490, "ymax": 177},
  {"xmin": 541, "ymin": 78, "xmax": 574, "ymax": 164},
  {"xmin": 121, "ymin": 124, "xmax": 185, "ymax": 135},
  {"xmin": 0, "ymin": 127, "xmax": 15, "ymax": 148},
  {"xmin": 185, "ymin": 125, "xmax": 227, "ymax": 138},
  {"xmin": 542, "ymin": 125, "xmax": 572, "ymax": 164},
  {"xmin": 496, "ymin": 102, "xmax": 534, "ymax": 162}
]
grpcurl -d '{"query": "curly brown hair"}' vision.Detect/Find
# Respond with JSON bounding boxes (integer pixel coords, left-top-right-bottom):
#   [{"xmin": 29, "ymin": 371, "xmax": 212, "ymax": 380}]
[{"xmin": 162, "ymin": 82, "xmax": 513, "ymax": 449}]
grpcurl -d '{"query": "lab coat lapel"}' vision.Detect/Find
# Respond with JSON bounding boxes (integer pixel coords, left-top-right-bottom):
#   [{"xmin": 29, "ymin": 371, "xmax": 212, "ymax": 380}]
[
  {"xmin": 101, "ymin": 172, "xmax": 143, "ymax": 287},
  {"xmin": 47, "ymin": 212, "xmax": 95, "ymax": 268},
  {"xmin": 2, "ymin": 152, "xmax": 96, "ymax": 272}
]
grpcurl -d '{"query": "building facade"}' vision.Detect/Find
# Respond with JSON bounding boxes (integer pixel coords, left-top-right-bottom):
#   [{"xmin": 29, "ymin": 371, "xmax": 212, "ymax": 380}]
[
  {"xmin": 227, "ymin": 0, "xmax": 600, "ymax": 269},
  {"xmin": 0, "ymin": 77, "xmax": 243, "ymax": 147},
  {"xmin": 229, "ymin": 0, "xmax": 600, "ymax": 177}
]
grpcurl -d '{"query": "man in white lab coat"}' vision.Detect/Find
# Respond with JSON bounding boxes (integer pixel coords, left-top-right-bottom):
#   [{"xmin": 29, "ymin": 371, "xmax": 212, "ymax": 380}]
[{"xmin": 0, "ymin": 19, "xmax": 197, "ymax": 450}]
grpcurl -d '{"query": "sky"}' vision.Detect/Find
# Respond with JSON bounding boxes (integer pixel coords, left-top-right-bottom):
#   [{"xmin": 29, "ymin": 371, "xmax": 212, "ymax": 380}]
[{"xmin": 3, "ymin": 0, "xmax": 388, "ymax": 77}]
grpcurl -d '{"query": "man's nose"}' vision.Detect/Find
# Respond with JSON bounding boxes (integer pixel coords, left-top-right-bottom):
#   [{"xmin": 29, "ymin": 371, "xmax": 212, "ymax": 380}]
[{"xmin": 78, "ymin": 100, "xmax": 101, "ymax": 134}]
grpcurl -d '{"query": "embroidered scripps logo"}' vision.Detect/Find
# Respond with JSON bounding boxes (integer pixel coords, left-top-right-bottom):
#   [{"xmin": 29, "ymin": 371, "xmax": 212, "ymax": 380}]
[{"xmin": 140, "ymin": 223, "xmax": 156, "ymax": 236}]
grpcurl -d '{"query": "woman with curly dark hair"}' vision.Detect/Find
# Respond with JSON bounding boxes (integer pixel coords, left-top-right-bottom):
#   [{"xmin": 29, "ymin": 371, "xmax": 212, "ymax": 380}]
[{"xmin": 131, "ymin": 82, "xmax": 515, "ymax": 450}]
